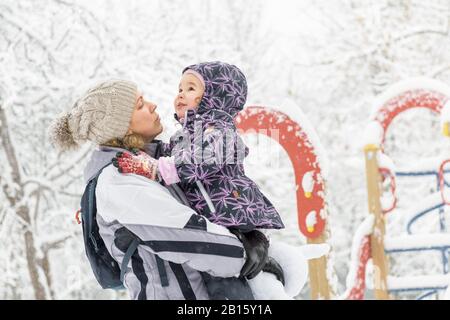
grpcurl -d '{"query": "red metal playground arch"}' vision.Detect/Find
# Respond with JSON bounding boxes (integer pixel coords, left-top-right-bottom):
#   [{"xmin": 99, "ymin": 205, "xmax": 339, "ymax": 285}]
[
  {"xmin": 235, "ymin": 104, "xmax": 332, "ymax": 299},
  {"xmin": 236, "ymin": 106, "xmax": 326, "ymax": 239}
]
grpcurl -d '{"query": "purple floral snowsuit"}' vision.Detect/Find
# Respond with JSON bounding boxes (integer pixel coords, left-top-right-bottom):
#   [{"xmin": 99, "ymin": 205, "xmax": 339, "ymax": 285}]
[{"xmin": 163, "ymin": 61, "xmax": 284, "ymax": 232}]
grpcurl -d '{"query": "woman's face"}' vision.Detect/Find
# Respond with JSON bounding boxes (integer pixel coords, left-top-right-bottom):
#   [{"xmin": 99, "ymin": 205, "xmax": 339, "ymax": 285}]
[{"xmin": 128, "ymin": 91, "xmax": 163, "ymax": 141}]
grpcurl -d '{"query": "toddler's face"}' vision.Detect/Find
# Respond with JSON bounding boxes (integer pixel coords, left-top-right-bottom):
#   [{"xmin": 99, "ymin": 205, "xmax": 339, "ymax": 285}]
[{"xmin": 174, "ymin": 73, "xmax": 204, "ymax": 120}]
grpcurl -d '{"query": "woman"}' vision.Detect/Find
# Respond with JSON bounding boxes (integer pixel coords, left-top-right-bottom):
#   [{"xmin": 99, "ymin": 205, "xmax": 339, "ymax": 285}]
[{"xmin": 49, "ymin": 79, "xmax": 276, "ymax": 300}]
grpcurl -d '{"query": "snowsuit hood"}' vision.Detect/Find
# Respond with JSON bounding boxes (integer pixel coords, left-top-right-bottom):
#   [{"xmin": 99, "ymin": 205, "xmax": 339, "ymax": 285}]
[{"xmin": 182, "ymin": 61, "xmax": 248, "ymax": 119}]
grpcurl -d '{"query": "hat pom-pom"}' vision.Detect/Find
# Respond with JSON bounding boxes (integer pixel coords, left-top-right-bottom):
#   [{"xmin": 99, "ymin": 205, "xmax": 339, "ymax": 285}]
[{"xmin": 48, "ymin": 113, "xmax": 79, "ymax": 151}]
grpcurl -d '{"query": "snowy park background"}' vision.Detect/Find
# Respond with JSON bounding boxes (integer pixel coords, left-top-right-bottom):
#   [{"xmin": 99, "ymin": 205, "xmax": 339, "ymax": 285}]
[{"xmin": 1, "ymin": 0, "xmax": 450, "ymax": 299}]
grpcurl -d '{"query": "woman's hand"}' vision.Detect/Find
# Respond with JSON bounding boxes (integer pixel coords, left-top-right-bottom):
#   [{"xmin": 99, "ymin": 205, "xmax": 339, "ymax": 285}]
[
  {"xmin": 262, "ymin": 257, "xmax": 285, "ymax": 286},
  {"xmin": 112, "ymin": 150, "xmax": 159, "ymax": 180},
  {"xmin": 230, "ymin": 229, "xmax": 269, "ymax": 280}
]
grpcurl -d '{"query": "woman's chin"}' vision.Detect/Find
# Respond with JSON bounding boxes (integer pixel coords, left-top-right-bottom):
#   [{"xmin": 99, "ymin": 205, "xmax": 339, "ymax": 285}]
[
  {"xmin": 157, "ymin": 123, "xmax": 164, "ymax": 134},
  {"xmin": 147, "ymin": 126, "xmax": 164, "ymax": 141}
]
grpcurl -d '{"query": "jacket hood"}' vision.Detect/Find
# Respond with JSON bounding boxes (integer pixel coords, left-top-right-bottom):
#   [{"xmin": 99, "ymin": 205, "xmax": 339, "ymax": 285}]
[
  {"xmin": 83, "ymin": 141, "xmax": 164, "ymax": 183},
  {"xmin": 182, "ymin": 61, "xmax": 248, "ymax": 118}
]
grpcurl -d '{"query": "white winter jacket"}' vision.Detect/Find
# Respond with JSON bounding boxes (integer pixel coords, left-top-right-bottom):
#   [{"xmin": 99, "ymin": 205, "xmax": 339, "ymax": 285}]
[{"xmin": 84, "ymin": 145, "xmax": 250, "ymax": 300}]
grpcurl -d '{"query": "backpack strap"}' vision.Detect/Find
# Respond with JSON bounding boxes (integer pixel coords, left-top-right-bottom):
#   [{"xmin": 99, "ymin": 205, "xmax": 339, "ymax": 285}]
[
  {"xmin": 117, "ymin": 239, "xmax": 170, "ymax": 287},
  {"xmin": 156, "ymin": 256, "xmax": 169, "ymax": 287},
  {"xmin": 119, "ymin": 238, "xmax": 140, "ymax": 283},
  {"xmin": 86, "ymin": 163, "xmax": 113, "ymax": 252}
]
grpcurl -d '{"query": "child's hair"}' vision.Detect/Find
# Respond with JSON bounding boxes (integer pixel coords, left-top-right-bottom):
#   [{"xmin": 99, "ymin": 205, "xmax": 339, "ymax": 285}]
[{"xmin": 102, "ymin": 133, "xmax": 146, "ymax": 150}]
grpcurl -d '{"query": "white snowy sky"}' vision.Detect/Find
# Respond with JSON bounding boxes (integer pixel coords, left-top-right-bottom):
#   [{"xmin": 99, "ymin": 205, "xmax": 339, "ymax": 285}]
[{"xmin": 261, "ymin": 0, "xmax": 325, "ymax": 36}]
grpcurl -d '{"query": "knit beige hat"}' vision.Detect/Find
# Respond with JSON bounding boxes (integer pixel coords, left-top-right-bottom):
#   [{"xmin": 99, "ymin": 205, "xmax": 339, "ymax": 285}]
[{"xmin": 49, "ymin": 79, "xmax": 138, "ymax": 151}]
